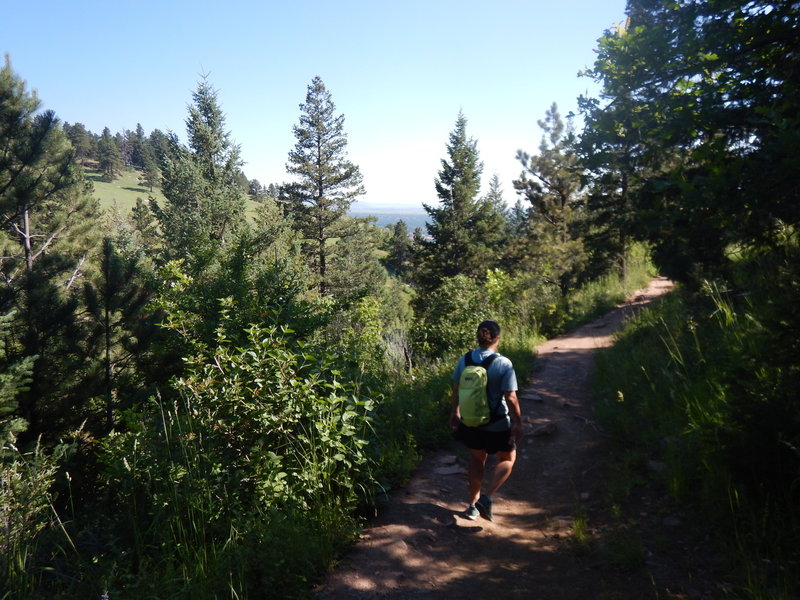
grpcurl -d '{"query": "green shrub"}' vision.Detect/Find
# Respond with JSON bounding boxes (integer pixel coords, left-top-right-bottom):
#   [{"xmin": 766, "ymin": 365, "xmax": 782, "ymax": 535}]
[
  {"xmin": 414, "ymin": 275, "xmax": 483, "ymax": 358},
  {"xmin": 95, "ymin": 303, "xmax": 374, "ymax": 598}
]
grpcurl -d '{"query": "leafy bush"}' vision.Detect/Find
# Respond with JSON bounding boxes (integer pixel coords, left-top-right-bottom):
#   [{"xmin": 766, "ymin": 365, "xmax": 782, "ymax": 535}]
[
  {"xmin": 485, "ymin": 268, "xmax": 561, "ymax": 340},
  {"xmin": 414, "ymin": 275, "xmax": 483, "ymax": 358},
  {"xmin": 95, "ymin": 302, "xmax": 374, "ymax": 598}
]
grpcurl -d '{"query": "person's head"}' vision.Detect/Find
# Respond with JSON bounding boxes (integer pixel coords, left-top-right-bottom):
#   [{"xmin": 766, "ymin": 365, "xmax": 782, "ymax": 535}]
[{"xmin": 476, "ymin": 320, "xmax": 501, "ymax": 348}]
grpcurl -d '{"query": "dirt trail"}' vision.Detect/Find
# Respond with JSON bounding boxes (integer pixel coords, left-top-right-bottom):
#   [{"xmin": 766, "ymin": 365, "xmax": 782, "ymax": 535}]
[{"xmin": 315, "ymin": 277, "xmax": 719, "ymax": 600}]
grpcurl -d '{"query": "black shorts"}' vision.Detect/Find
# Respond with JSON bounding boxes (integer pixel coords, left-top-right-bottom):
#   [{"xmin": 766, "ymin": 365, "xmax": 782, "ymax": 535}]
[{"xmin": 454, "ymin": 422, "xmax": 515, "ymax": 454}]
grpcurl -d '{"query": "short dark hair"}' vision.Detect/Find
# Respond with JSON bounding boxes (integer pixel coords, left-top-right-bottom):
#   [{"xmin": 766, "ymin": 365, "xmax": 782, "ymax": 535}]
[{"xmin": 477, "ymin": 320, "xmax": 501, "ymax": 346}]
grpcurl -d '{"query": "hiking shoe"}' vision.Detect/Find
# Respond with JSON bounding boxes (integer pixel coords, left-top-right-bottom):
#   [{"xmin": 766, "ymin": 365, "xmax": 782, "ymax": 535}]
[
  {"xmin": 464, "ymin": 505, "xmax": 479, "ymax": 520},
  {"xmin": 476, "ymin": 495, "xmax": 493, "ymax": 521}
]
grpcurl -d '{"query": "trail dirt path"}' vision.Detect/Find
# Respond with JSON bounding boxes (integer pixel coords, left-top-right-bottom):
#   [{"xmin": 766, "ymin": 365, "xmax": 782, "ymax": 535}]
[{"xmin": 315, "ymin": 277, "xmax": 721, "ymax": 600}]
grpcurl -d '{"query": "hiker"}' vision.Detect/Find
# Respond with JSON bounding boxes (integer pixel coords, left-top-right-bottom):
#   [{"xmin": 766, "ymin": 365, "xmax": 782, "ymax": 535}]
[{"xmin": 450, "ymin": 320, "xmax": 523, "ymax": 521}]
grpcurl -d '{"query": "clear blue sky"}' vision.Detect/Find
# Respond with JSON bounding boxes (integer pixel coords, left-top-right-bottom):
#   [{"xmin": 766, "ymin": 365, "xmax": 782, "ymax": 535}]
[{"xmin": 2, "ymin": 0, "xmax": 626, "ymax": 211}]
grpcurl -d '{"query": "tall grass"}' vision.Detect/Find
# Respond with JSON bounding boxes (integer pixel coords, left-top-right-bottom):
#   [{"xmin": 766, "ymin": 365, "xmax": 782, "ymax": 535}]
[
  {"xmin": 565, "ymin": 242, "xmax": 657, "ymax": 329},
  {"xmin": 593, "ymin": 255, "xmax": 800, "ymax": 598},
  {"xmin": 0, "ymin": 440, "xmax": 65, "ymax": 600}
]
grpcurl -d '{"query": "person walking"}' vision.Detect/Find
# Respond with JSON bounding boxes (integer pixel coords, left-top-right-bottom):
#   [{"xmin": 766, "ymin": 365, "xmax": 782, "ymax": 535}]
[{"xmin": 450, "ymin": 320, "xmax": 523, "ymax": 521}]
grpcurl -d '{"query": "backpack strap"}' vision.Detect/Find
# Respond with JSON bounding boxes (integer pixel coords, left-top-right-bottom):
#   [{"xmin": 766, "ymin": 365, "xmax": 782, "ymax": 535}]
[
  {"xmin": 464, "ymin": 351, "xmax": 475, "ymax": 367},
  {"xmin": 480, "ymin": 354, "xmax": 498, "ymax": 369},
  {"xmin": 464, "ymin": 351, "xmax": 498, "ymax": 368}
]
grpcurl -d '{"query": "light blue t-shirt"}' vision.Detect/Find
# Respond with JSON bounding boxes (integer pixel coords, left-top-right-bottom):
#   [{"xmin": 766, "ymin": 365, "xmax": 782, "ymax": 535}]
[{"xmin": 452, "ymin": 348, "xmax": 518, "ymax": 431}]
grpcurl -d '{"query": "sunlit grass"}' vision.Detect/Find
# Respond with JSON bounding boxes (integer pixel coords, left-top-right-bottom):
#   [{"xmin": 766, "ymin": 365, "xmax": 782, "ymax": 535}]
[
  {"xmin": 565, "ymin": 243, "xmax": 657, "ymax": 329},
  {"xmin": 85, "ymin": 165, "xmax": 165, "ymax": 214}
]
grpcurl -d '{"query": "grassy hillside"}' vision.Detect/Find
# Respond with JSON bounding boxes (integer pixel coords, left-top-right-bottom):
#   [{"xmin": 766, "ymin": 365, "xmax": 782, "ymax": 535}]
[
  {"xmin": 85, "ymin": 164, "xmax": 270, "ymax": 219},
  {"xmin": 85, "ymin": 164, "xmax": 165, "ymax": 215},
  {"xmin": 87, "ymin": 165, "xmax": 429, "ymax": 228}
]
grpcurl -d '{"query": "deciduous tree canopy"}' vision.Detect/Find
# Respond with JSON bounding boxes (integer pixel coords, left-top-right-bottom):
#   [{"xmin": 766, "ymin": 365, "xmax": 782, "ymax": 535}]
[{"xmin": 580, "ymin": 0, "xmax": 800, "ymax": 281}]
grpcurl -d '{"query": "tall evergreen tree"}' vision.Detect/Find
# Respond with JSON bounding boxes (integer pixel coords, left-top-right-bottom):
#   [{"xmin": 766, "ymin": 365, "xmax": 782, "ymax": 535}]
[
  {"xmin": 97, "ymin": 126, "xmax": 122, "ymax": 181},
  {"xmin": 325, "ymin": 217, "xmax": 386, "ymax": 305},
  {"xmin": 149, "ymin": 77, "xmax": 246, "ymax": 272},
  {"xmin": 284, "ymin": 76, "xmax": 365, "ymax": 297},
  {"xmin": 148, "ymin": 128, "xmax": 173, "ymax": 165},
  {"xmin": 82, "ymin": 238, "xmax": 155, "ymax": 432},
  {"xmin": 477, "ymin": 173, "xmax": 511, "ymax": 262},
  {"xmin": 116, "ymin": 130, "xmax": 133, "ymax": 167},
  {"xmin": 129, "ymin": 123, "xmax": 148, "ymax": 168},
  {"xmin": 138, "ymin": 146, "xmax": 160, "ymax": 192},
  {"xmin": 483, "ymin": 173, "xmax": 506, "ymax": 211},
  {"xmin": 385, "ymin": 219, "xmax": 411, "ymax": 277},
  {"xmin": 0, "ymin": 56, "xmax": 101, "ymax": 441},
  {"xmin": 127, "ymin": 124, "xmax": 160, "ymax": 192},
  {"xmin": 64, "ymin": 122, "xmax": 93, "ymax": 165},
  {"xmin": 508, "ymin": 198, "xmax": 529, "ymax": 239},
  {"xmin": 411, "ymin": 112, "xmax": 505, "ymax": 293},
  {"xmin": 248, "ymin": 178, "xmax": 266, "ymax": 200},
  {"xmin": 513, "ymin": 103, "xmax": 587, "ymax": 295}
]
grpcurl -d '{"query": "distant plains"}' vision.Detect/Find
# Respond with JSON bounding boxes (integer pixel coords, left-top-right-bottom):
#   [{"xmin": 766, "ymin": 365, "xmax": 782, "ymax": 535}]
[{"xmin": 349, "ymin": 201, "xmax": 428, "ymax": 230}]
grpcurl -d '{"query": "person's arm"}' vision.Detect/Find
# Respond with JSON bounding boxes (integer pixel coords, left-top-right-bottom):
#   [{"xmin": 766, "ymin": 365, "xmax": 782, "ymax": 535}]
[
  {"xmin": 504, "ymin": 390, "xmax": 523, "ymax": 441},
  {"xmin": 450, "ymin": 381, "xmax": 461, "ymax": 432}
]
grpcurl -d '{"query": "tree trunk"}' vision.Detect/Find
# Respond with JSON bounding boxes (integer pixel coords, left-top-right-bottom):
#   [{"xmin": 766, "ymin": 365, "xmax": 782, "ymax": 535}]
[
  {"xmin": 22, "ymin": 207, "xmax": 33, "ymax": 271},
  {"xmin": 319, "ymin": 236, "xmax": 327, "ymax": 296}
]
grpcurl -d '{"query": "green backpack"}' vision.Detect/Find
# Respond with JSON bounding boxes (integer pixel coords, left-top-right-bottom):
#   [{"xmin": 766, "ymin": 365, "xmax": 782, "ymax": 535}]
[{"xmin": 458, "ymin": 352, "xmax": 498, "ymax": 427}]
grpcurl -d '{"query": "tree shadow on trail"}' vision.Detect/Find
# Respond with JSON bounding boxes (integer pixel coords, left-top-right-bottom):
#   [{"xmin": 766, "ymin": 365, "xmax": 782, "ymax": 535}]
[{"xmin": 317, "ymin": 499, "xmax": 648, "ymax": 600}]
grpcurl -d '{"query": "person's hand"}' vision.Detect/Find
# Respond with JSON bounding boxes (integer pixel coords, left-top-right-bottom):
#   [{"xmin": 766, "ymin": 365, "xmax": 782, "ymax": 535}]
[
  {"xmin": 450, "ymin": 412, "xmax": 461, "ymax": 432},
  {"xmin": 511, "ymin": 421, "xmax": 524, "ymax": 442}
]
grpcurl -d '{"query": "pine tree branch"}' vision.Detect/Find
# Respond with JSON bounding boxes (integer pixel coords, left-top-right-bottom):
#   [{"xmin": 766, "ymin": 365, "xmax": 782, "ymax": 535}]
[{"xmin": 64, "ymin": 254, "xmax": 86, "ymax": 290}]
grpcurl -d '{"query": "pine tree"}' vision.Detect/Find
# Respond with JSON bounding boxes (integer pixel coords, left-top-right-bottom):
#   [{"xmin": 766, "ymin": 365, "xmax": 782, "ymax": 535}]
[
  {"xmin": 148, "ymin": 128, "xmax": 173, "ymax": 165},
  {"xmin": 325, "ymin": 217, "xmax": 386, "ymax": 304},
  {"xmin": 284, "ymin": 76, "xmax": 365, "ymax": 297},
  {"xmin": 411, "ymin": 112, "xmax": 505, "ymax": 293},
  {"xmin": 129, "ymin": 123, "xmax": 148, "ymax": 168},
  {"xmin": 477, "ymin": 173, "xmax": 511, "ymax": 263},
  {"xmin": 117, "ymin": 130, "xmax": 133, "ymax": 166},
  {"xmin": 0, "ymin": 56, "xmax": 101, "ymax": 441},
  {"xmin": 97, "ymin": 126, "xmax": 122, "ymax": 181},
  {"xmin": 63, "ymin": 122, "xmax": 93, "ymax": 165},
  {"xmin": 82, "ymin": 238, "xmax": 155, "ymax": 431},
  {"xmin": 513, "ymin": 103, "xmax": 587, "ymax": 294},
  {"xmin": 131, "ymin": 123, "xmax": 160, "ymax": 192},
  {"xmin": 149, "ymin": 76, "xmax": 246, "ymax": 272},
  {"xmin": 138, "ymin": 146, "xmax": 160, "ymax": 192},
  {"xmin": 508, "ymin": 198, "xmax": 529, "ymax": 238},
  {"xmin": 385, "ymin": 220, "xmax": 411, "ymax": 277}
]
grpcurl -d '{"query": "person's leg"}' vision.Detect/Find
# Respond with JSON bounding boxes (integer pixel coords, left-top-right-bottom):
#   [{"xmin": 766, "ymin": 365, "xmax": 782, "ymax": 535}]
[
  {"xmin": 468, "ymin": 448, "xmax": 488, "ymax": 505},
  {"xmin": 485, "ymin": 449, "xmax": 516, "ymax": 498}
]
